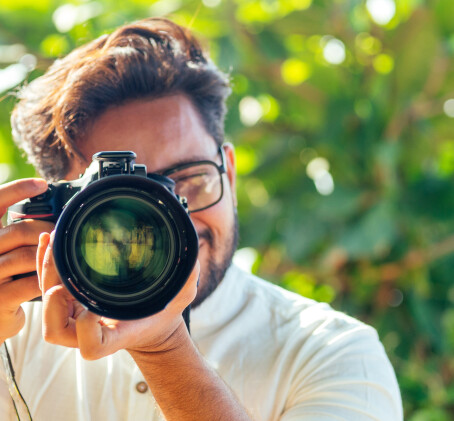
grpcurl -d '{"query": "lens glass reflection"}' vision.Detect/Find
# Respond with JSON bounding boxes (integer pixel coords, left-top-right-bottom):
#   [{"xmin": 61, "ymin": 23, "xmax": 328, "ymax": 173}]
[{"xmin": 74, "ymin": 197, "xmax": 173, "ymax": 297}]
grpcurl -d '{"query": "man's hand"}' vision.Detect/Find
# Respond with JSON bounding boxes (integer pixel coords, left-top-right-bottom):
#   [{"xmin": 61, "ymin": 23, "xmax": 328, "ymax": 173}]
[
  {"xmin": 0, "ymin": 178, "xmax": 53, "ymax": 343},
  {"xmin": 37, "ymin": 231, "xmax": 199, "ymax": 359},
  {"xmin": 38, "ymin": 231, "xmax": 251, "ymax": 421}
]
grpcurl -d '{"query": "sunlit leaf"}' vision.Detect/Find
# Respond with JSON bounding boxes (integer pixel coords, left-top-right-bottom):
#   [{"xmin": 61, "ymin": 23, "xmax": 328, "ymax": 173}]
[
  {"xmin": 0, "ymin": 0, "xmax": 52, "ymax": 12},
  {"xmin": 40, "ymin": 34, "xmax": 70, "ymax": 57},
  {"xmin": 373, "ymin": 53, "xmax": 394, "ymax": 74},
  {"xmin": 281, "ymin": 58, "xmax": 311, "ymax": 85}
]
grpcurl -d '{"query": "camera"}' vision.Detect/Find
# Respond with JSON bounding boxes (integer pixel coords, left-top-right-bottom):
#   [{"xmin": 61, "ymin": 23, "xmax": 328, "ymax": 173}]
[{"xmin": 9, "ymin": 151, "xmax": 198, "ymax": 320}]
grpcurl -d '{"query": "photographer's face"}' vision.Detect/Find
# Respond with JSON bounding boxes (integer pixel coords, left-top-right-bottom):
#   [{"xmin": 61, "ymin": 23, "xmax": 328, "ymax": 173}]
[{"xmin": 66, "ymin": 95, "xmax": 238, "ymax": 308}]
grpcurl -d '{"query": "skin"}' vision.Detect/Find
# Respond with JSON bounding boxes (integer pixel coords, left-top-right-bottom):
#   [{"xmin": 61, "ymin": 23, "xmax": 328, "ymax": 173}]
[
  {"xmin": 0, "ymin": 94, "xmax": 251, "ymax": 420},
  {"xmin": 0, "ymin": 179, "xmax": 53, "ymax": 341}
]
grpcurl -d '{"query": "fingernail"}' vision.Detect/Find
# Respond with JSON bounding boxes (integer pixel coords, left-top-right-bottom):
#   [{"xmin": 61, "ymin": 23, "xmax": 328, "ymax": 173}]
[{"xmin": 39, "ymin": 232, "xmax": 50, "ymax": 248}]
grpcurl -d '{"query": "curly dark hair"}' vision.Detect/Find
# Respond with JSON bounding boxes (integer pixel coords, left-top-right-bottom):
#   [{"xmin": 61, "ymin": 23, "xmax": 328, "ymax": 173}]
[{"xmin": 11, "ymin": 18, "xmax": 231, "ymax": 181}]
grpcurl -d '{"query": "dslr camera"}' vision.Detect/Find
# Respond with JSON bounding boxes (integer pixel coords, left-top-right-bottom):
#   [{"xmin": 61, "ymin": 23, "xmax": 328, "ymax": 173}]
[{"xmin": 9, "ymin": 151, "xmax": 198, "ymax": 320}]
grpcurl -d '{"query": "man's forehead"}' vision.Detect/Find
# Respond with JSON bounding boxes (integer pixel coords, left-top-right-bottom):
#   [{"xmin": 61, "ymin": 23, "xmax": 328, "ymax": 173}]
[{"xmin": 67, "ymin": 95, "xmax": 218, "ymax": 179}]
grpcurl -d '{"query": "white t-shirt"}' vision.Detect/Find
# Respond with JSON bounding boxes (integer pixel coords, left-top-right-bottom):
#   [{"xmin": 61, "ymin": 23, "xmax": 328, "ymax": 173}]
[{"xmin": 0, "ymin": 264, "xmax": 403, "ymax": 420}]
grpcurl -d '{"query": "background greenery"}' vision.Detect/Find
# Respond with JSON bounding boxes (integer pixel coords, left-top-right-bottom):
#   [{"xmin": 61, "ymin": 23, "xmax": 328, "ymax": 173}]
[{"xmin": 1, "ymin": 0, "xmax": 453, "ymax": 418}]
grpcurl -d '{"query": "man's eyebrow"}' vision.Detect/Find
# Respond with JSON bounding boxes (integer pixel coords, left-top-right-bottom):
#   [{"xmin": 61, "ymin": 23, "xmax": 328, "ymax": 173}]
[{"xmin": 151, "ymin": 154, "xmax": 216, "ymax": 174}]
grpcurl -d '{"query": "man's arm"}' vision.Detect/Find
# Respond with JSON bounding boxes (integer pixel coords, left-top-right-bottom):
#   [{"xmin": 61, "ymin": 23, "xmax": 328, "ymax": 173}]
[{"xmin": 129, "ymin": 321, "xmax": 251, "ymax": 421}]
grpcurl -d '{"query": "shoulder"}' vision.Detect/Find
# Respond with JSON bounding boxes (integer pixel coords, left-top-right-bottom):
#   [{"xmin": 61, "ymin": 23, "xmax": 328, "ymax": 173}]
[
  {"xmin": 195, "ymin": 265, "xmax": 403, "ymax": 419},
  {"xmin": 235, "ymin": 266, "xmax": 371, "ymax": 339},
  {"xmin": 238, "ymin": 269, "xmax": 403, "ymax": 420},
  {"xmin": 198, "ymin": 265, "xmax": 389, "ymax": 368},
  {"xmin": 236, "ymin": 267, "xmax": 391, "ymax": 363}
]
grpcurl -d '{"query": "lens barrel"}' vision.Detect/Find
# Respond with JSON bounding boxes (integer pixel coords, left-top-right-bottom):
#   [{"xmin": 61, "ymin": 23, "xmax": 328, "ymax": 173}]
[{"xmin": 53, "ymin": 175, "xmax": 198, "ymax": 320}]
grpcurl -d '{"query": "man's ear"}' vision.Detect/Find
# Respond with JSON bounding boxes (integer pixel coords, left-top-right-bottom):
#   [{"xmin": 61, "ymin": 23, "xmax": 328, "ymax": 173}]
[{"xmin": 222, "ymin": 142, "xmax": 237, "ymax": 207}]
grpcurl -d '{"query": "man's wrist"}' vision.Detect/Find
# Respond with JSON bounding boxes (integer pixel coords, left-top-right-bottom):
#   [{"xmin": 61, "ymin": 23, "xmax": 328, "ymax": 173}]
[{"xmin": 126, "ymin": 316, "xmax": 191, "ymax": 359}]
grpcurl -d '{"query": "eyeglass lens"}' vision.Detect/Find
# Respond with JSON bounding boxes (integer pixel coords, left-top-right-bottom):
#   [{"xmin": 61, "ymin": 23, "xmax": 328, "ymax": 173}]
[{"xmin": 168, "ymin": 163, "xmax": 222, "ymax": 212}]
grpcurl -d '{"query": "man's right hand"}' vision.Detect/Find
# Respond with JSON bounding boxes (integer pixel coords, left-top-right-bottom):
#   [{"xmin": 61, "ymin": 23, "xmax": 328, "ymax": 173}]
[{"xmin": 0, "ymin": 178, "xmax": 53, "ymax": 343}]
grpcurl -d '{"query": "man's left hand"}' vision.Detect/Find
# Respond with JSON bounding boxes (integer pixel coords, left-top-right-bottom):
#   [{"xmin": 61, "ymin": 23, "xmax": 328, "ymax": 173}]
[{"xmin": 37, "ymin": 231, "xmax": 199, "ymax": 360}]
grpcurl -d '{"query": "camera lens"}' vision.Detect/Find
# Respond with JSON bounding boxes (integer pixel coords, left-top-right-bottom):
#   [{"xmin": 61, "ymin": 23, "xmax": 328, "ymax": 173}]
[
  {"xmin": 73, "ymin": 197, "xmax": 175, "ymax": 298},
  {"xmin": 53, "ymin": 175, "xmax": 198, "ymax": 320}
]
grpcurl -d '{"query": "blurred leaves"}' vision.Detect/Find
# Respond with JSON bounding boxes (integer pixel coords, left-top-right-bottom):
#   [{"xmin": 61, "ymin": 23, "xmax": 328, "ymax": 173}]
[
  {"xmin": 337, "ymin": 201, "xmax": 397, "ymax": 259},
  {"xmin": 1, "ymin": 0, "xmax": 454, "ymax": 418}
]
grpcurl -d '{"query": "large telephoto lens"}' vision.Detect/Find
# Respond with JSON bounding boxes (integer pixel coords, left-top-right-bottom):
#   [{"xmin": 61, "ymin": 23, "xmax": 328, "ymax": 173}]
[{"xmin": 53, "ymin": 175, "xmax": 198, "ymax": 320}]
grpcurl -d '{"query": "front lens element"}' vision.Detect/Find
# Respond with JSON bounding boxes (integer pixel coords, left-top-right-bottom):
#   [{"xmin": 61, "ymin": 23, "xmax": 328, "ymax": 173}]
[{"xmin": 74, "ymin": 197, "xmax": 174, "ymax": 298}]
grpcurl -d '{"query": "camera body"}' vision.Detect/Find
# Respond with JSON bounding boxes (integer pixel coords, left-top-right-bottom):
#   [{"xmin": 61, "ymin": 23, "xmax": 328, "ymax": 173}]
[
  {"xmin": 9, "ymin": 151, "xmax": 198, "ymax": 320},
  {"xmin": 9, "ymin": 151, "xmax": 176, "ymax": 222}
]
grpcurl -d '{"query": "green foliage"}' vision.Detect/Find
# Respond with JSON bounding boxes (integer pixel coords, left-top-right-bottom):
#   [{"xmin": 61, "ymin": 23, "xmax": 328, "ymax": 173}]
[{"xmin": 1, "ymin": 0, "xmax": 453, "ymax": 418}]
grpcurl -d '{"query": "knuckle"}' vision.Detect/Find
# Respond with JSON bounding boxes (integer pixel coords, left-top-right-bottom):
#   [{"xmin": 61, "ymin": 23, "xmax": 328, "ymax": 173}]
[
  {"xmin": 0, "ymin": 224, "xmax": 14, "ymax": 247},
  {"xmin": 183, "ymin": 282, "xmax": 198, "ymax": 303},
  {"xmin": 0, "ymin": 310, "xmax": 25, "ymax": 339},
  {"xmin": 15, "ymin": 221, "xmax": 33, "ymax": 238},
  {"xmin": 0, "ymin": 182, "xmax": 24, "ymax": 213},
  {"xmin": 24, "ymin": 219, "xmax": 54, "ymax": 235},
  {"xmin": 0, "ymin": 220, "xmax": 52, "ymax": 249},
  {"xmin": 185, "ymin": 287, "xmax": 197, "ymax": 304},
  {"xmin": 0, "ymin": 254, "xmax": 11, "ymax": 274},
  {"xmin": 42, "ymin": 329, "xmax": 60, "ymax": 344},
  {"xmin": 41, "ymin": 221, "xmax": 55, "ymax": 233},
  {"xmin": 2, "ymin": 222, "xmax": 26, "ymax": 244},
  {"xmin": 0, "ymin": 223, "xmax": 12, "ymax": 237},
  {"xmin": 13, "ymin": 220, "xmax": 42, "ymax": 239},
  {"xmin": 18, "ymin": 246, "xmax": 37, "ymax": 262},
  {"xmin": 43, "ymin": 285, "xmax": 65, "ymax": 301},
  {"xmin": 5, "ymin": 287, "xmax": 24, "ymax": 305}
]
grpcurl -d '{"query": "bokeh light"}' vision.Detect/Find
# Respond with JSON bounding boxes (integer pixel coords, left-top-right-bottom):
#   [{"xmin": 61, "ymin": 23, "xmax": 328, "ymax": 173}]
[
  {"xmin": 322, "ymin": 37, "xmax": 346, "ymax": 65},
  {"xmin": 444, "ymin": 99, "xmax": 454, "ymax": 118},
  {"xmin": 366, "ymin": 0, "xmax": 396, "ymax": 26},
  {"xmin": 239, "ymin": 96, "xmax": 263, "ymax": 126}
]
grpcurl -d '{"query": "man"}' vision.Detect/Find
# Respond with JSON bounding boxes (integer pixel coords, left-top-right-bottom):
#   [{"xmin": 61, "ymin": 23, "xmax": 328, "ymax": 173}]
[{"xmin": 0, "ymin": 18, "xmax": 402, "ymax": 420}]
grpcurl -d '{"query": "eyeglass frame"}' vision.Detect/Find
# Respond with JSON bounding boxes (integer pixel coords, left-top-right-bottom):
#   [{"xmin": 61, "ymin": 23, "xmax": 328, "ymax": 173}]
[{"xmin": 148, "ymin": 145, "xmax": 228, "ymax": 213}]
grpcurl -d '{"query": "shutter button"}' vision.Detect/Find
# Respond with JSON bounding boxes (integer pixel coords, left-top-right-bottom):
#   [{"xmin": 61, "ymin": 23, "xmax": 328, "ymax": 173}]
[{"xmin": 136, "ymin": 381, "xmax": 148, "ymax": 393}]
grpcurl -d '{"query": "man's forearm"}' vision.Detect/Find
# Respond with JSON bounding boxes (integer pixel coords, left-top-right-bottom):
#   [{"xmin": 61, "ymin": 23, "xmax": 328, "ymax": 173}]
[{"xmin": 128, "ymin": 321, "xmax": 252, "ymax": 421}]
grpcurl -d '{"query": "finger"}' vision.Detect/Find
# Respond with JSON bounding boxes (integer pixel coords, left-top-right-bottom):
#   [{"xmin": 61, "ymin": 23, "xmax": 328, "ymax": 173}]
[
  {"xmin": 0, "ymin": 219, "xmax": 54, "ymax": 255},
  {"xmin": 37, "ymin": 232, "xmax": 50, "ymax": 292},
  {"xmin": 0, "ymin": 178, "xmax": 48, "ymax": 223},
  {"xmin": 41, "ymin": 231, "xmax": 61, "ymax": 293},
  {"xmin": 0, "ymin": 275, "xmax": 41, "ymax": 311},
  {"xmin": 42, "ymin": 285, "xmax": 78, "ymax": 348},
  {"xmin": 0, "ymin": 246, "xmax": 38, "ymax": 281},
  {"xmin": 76, "ymin": 311, "xmax": 116, "ymax": 360}
]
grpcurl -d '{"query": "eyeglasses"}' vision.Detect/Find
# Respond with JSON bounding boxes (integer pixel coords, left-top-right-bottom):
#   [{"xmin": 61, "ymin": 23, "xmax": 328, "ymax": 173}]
[{"xmin": 157, "ymin": 146, "xmax": 227, "ymax": 213}]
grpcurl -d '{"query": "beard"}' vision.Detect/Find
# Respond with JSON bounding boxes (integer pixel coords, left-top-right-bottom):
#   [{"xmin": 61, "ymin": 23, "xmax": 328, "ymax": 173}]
[{"xmin": 191, "ymin": 209, "xmax": 239, "ymax": 308}]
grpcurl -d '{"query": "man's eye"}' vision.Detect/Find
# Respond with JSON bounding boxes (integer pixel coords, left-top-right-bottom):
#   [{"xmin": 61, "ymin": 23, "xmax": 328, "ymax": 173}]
[{"xmin": 172, "ymin": 172, "xmax": 208, "ymax": 183}]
